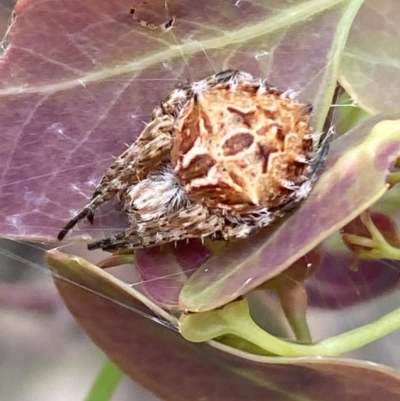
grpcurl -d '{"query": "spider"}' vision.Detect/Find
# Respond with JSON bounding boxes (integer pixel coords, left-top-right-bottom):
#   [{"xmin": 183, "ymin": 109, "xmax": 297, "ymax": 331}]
[{"xmin": 58, "ymin": 70, "xmax": 327, "ymax": 251}]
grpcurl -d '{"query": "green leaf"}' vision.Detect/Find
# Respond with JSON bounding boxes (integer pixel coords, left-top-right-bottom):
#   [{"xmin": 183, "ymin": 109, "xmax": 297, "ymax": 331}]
[{"xmin": 340, "ymin": 0, "xmax": 400, "ymax": 114}]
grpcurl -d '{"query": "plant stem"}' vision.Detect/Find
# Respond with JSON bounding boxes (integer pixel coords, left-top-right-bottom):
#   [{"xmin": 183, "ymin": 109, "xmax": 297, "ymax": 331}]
[
  {"xmin": 231, "ymin": 302, "xmax": 400, "ymax": 356},
  {"xmin": 84, "ymin": 359, "xmax": 123, "ymax": 401}
]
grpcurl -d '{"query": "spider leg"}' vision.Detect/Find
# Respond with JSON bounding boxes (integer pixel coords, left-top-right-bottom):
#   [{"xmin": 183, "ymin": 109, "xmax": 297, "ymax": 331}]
[
  {"xmin": 96, "ymin": 115, "xmax": 174, "ymax": 188},
  {"xmin": 57, "ymin": 116, "xmax": 174, "ymax": 241},
  {"xmin": 275, "ymin": 137, "xmax": 330, "ymax": 218},
  {"xmin": 87, "ymin": 204, "xmax": 223, "ymax": 251},
  {"xmin": 219, "ymin": 221, "xmax": 260, "ymax": 241},
  {"xmin": 133, "ymin": 131, "xmax": 173, "ymax": 171},
  {"xmin": 58, "ymin": 207, "xmax": 95, "ymax": 241}
]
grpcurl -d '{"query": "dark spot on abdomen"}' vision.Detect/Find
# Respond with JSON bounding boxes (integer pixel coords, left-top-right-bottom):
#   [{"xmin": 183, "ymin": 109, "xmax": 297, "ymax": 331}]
[{"xmin": 222, "ymin": 132, "xmax": 254, "ymax": 156}]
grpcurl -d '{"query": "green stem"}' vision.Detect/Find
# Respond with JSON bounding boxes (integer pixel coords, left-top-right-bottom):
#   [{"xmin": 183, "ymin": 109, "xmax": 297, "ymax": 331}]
[
  {"xmin": 231, "ymin": 303, "xmax": 400, "ymax": 356},
  {"xmin": 84, "ymin": 359, "xmax": 123, "ymax": 401}
]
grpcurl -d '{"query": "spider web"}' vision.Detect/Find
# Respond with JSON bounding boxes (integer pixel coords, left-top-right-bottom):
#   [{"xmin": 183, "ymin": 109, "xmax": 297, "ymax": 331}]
[{"xmin": 2, "ymin": 0, "xmax": 400, "ymax": 399}]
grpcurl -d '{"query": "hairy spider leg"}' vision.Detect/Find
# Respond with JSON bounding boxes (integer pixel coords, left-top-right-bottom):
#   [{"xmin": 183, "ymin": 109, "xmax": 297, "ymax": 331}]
[
  {"xmin": 57, "ymin": 117, "xmax": 174, "ymax": 241},
  {"xmin": 87, "ymin": 204, "xmax": 223, "ymax": 251},
  {"xmin": 310, "ymin": 137, "xmax": 330, "ymax": 177},
  {"xmin": 278, "ymin": 134, "xmax": 330, "ymax": 216}
]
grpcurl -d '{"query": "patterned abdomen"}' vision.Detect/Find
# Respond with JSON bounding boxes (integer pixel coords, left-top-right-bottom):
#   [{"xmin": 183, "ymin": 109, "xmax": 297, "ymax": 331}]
[{"xmin": 171, "ymin": 82, "xmax": 313, "ymax": 214}]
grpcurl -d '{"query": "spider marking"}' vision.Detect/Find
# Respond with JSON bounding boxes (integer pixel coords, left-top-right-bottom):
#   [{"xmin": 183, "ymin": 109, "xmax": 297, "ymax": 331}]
[{"xmin": 58, "ymin": 70, "xmax": 328, "ymax": 251}]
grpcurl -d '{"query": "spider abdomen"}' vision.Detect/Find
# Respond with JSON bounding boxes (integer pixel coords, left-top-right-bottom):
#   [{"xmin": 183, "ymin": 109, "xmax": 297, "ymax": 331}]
[{"xmin": 171, "ymin": 81, "xmax": 314, "ymax": 214}]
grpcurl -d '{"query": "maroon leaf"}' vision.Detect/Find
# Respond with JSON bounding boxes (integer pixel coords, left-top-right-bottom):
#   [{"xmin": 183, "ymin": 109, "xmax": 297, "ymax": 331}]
[
  {"xmin": 6, "ymin": 1, "xmax": 400, "ymax": 396},
  {"xmin": 307, "ymin": 254, "xmax": 400, "ymax": 309},
  {"xmin": 47, "ymin": 249, "xmax": 400, "ymax": 401},
  {"xmin": 0, "ymin": 0, "xmax": 358, "ymax": 241},
  {"xmin": 135, "ymin": 240, "xmax": 210, "ymax": 308},
  {"xmin": 306, "ymin": 211, "xmax": 400, "ymax": 308}
]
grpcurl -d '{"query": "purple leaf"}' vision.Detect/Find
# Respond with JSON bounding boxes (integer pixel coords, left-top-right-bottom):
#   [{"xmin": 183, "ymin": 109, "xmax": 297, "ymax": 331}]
[
  {"xmin": 180, "ymin": 117, "xmax": 400, "ymax": 311},
  {"xmin": 307, "ymin": 254, "xmax": 400, "ymax": 309},
  {"xmin": 135, "ymin": 240, "xmax": 210, "ymax": 308},
  {"xmin": 0, "ymin": 0, "xmax": 360, "ymax": 241},
  {"xmin": 6, "ymin": 0, "xmax": 400, "ymax": 395},
  {"xmin": 46, "ymin": 249, "xmax": 400, "ymax": 401}
]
